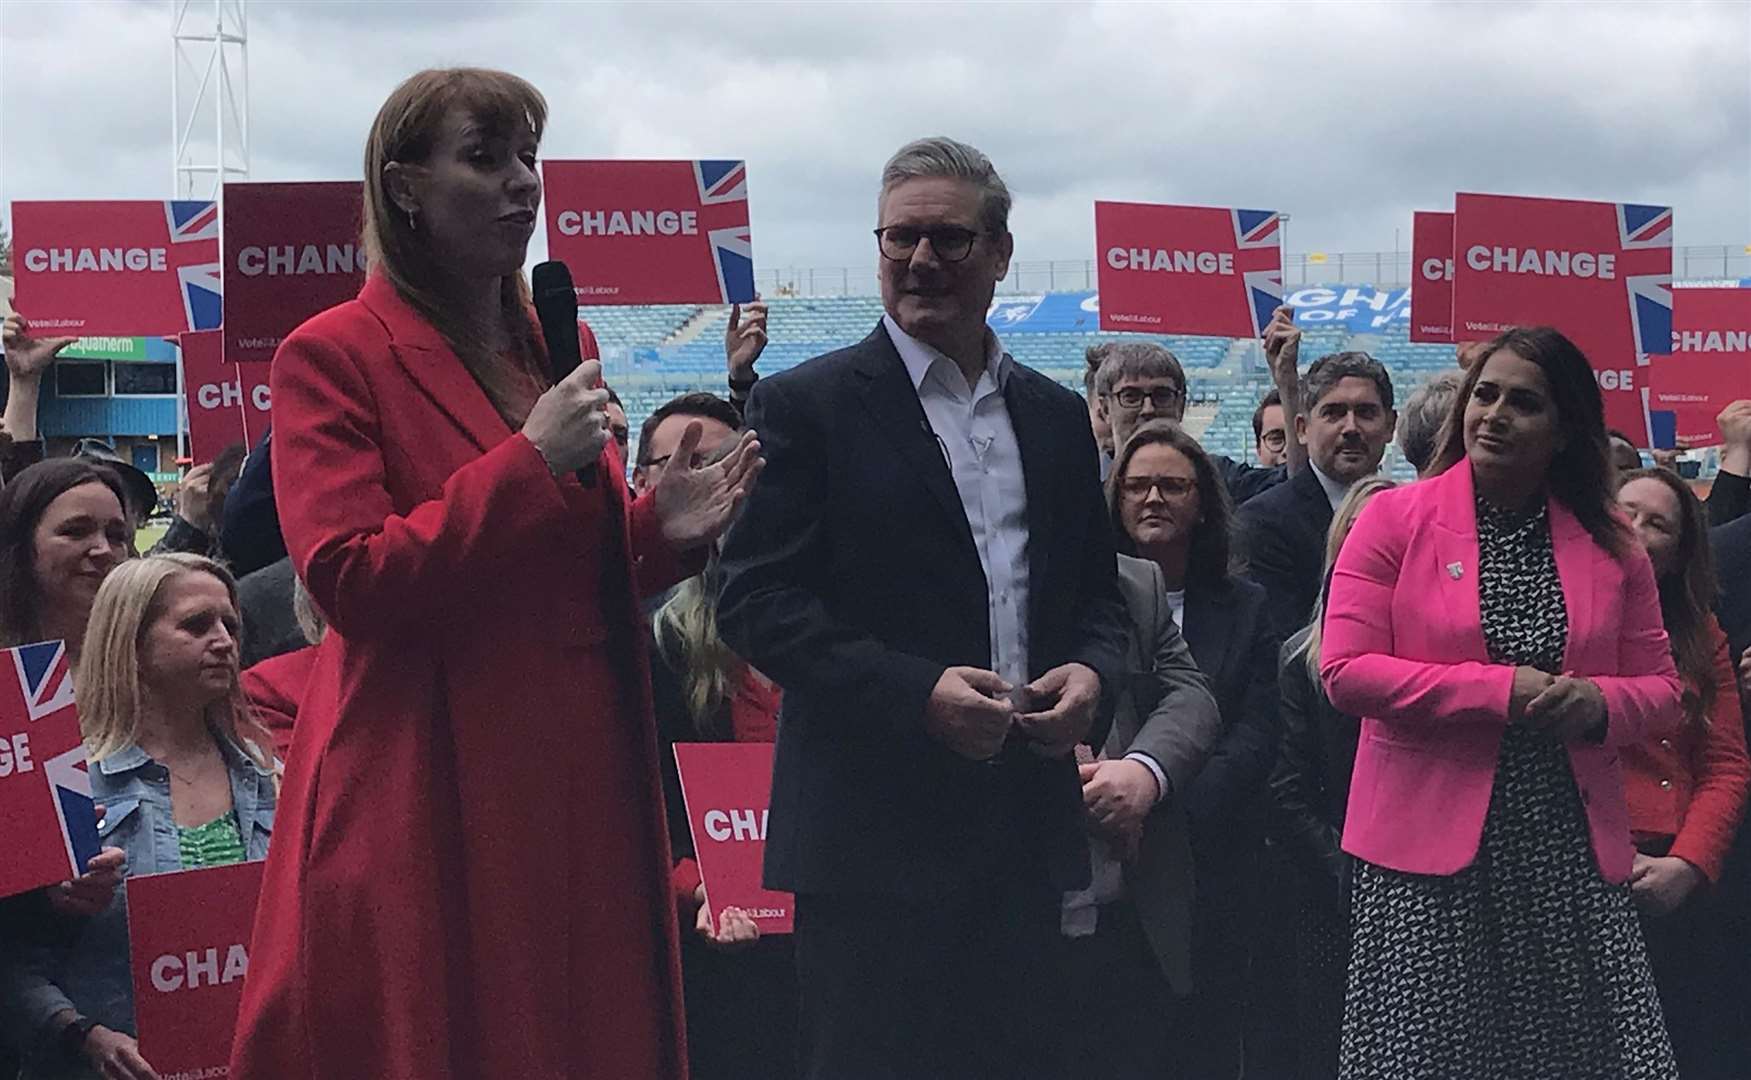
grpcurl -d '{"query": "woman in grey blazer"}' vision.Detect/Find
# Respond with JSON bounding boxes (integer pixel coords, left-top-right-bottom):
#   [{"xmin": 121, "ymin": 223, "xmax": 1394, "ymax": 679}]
[{"xmin": 1057, "ymin": 466, "xmax": 1224, "ymax": 1078}]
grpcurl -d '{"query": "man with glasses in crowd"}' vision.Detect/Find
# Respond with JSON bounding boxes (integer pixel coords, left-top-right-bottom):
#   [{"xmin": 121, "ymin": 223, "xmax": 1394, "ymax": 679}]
[
  {"xmin": 1094, "ymin": 308, "xmax": 1306, "ymax": 506},
  {"xmin": 632, "ymin": 392, "xmax": 742, "ymax": 496},
  {"xmin": 719, "ymin": 136, "xmax": 1129, "ymax": 1079},
  {"xmin": 1252, "ymin": 388, "xmax": 1289, "ymax": 467}
]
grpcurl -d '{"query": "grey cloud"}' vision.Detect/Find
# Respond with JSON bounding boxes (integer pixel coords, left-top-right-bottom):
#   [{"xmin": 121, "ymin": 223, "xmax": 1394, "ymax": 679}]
[{"xmin": 3, "ymin": 0, "xmax": 1747, "ymax": 275}]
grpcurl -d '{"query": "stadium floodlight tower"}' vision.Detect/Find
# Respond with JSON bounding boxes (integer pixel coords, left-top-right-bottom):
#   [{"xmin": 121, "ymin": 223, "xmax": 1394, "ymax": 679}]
[{"xmin": 171, "ymin": 0, "xmax": 250, "ymax": 200}]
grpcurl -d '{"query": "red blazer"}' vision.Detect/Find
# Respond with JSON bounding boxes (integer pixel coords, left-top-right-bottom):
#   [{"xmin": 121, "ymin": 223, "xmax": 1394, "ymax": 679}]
[
  {"xmin": 1323, "ymin": 461, "xmax": 1682, "ymax": 883},
  {"xmin": 1621, "ymin": 618, "xmax": 1751, "ymax": 882},
  {"xmin": 241, "ymin": 646, "xmax": 316, "ymax": 760},
  {"xmin": 230, "ymin": 276, "xmax": 699, "ymax": 1080}
]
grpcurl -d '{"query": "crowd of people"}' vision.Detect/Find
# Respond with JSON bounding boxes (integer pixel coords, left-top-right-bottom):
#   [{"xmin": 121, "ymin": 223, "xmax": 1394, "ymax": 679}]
[{"xmin": 0, "ymin": 65, "xmax": 1749, "ymax": 1080}]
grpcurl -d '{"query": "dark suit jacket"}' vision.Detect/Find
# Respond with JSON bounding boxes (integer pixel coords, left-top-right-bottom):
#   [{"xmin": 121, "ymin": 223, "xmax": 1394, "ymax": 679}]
[
  {"xmin": 222, "ymin": 428, "xmax": 288, "ymax": 577},
  {"xmin": 1707, "ymin": 471, "xmax": 1750, "ymax": 530},
  {"xmin": 1268, "ymin": 627, "xmax": 1360, "ymax": 909},
  {"xmin": 1107, "ymin": 554, "xmax": 1222, "ymax": 993},
  {"xmin": 1181, "ymin": 575, "xmax": 1284, "ymax": 848},
  {"xmin": 717, "ymin": 323, "xmax": 1130, "ymax": 900},
  {"xmin": 1238, "ymin": 464, "xmax": 1334, "ymax": 640},
  {"xmin": 1713, "ymin": 514, "xmax": 1751, "ymax": 653},
  {"xmin": 1709, "ymin": 516, "xmax": 1751, "ymax": 947},
  {"xmin": 238, "ymin": 557, "xmax": 307, "ymax": 669},
  {"xmin": 1213, "ymin": 454, "xmax": 1286, "ymax": 506}
]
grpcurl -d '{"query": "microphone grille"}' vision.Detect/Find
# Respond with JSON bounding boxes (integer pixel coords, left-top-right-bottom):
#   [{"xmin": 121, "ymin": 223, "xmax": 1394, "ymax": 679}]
[{"xmin": 531, "ymin": 259, "xmax": 574, "ymax": 299}]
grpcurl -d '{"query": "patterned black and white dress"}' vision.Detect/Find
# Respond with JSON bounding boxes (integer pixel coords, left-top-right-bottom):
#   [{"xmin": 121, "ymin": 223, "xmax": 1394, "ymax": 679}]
[{"xmin": 1338, "ymin": 498, "xmax": 1676, "ymax": 1080}]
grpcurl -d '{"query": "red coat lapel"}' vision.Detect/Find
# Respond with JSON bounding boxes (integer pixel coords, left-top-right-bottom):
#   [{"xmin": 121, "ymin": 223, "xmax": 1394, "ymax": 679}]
[{"xmin": 358, "ymin": 275, "xmax": 512, "ymax": 453}]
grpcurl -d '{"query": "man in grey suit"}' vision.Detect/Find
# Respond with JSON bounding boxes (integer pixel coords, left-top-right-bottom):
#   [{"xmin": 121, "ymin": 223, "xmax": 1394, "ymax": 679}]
[{"xmin": 1060, "ymin": 552, "xmax": 1223, "ymax": 1077}]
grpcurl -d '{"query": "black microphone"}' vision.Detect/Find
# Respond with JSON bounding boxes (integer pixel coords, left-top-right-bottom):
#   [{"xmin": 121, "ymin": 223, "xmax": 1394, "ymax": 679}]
[
  {"xmin": 532, "ymin": 259, "xmax": 583, "ymax": 381},
  {"xmin": 531, "ymin": 259, "xmax": 597, "ymax": 487}
]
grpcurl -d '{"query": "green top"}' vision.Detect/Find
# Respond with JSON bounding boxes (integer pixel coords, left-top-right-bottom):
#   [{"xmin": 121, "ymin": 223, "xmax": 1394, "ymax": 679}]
[{"xmin": 177, "ymin": 812, "xmax": 247, "ymax": 870}]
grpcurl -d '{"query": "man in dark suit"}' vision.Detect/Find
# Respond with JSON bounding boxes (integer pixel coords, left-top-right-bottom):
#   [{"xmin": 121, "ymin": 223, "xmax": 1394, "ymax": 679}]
[
  {"xmin": 1094, "ymin": 305, "xmax": 1307, "ymax": 503},
  {"xmin": 1707, "ymin": 513, "xmax": 1751, "ymax": 1072},
  {"xmin": 718, "ymin": 137, "xmax": 1130, "ymax": 1080},
  {"xmin": 1237, "ymin": 351, "xmax": 1396, "ymax": 640}
]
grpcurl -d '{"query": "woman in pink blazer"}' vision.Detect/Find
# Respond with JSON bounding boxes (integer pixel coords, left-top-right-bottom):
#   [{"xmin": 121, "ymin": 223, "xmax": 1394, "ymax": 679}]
[{"xmin": 1321, "ymin": 326, "xmax": 1683, "ymax": 1079}]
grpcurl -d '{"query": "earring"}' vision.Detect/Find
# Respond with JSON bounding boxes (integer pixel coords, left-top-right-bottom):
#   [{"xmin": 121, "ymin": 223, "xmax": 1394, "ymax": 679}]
[{"xmin": 406, "ymin": 209, "xmax": 418, "ymax": 232}]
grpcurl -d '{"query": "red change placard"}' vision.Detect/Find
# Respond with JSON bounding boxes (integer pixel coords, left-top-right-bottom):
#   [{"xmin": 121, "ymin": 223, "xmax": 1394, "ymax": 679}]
[
  {"xmin": 180, "ymin": 331, "xmax": 270, "ymax": 463},
  {"xmin": 673, "ymin": 742, "xmax": 792, "ymax": 935},
  {"xmin": 0, "ymin": 641, "xmax": 99, "ymax": 900},
  {"xmin": 1410, "ymin": 211, "xmax": 1455, "ymax": 343},
  {"xmin": 543, "ymin": 160, "xmax": 755, "ymax": 305},
  {"xmin": 222, "ymin": 181, "xmax": 366, "ymax": 363},
  {"xmin": 1094, "ymin": 202, "xmax": 1282, "ymax": 338},
  {"xmin": 1452, "ymin": 192, "xmax": 1673, "ymax": 443},
  {"xmin": 11, "ymin": 200, "xmax": 221, "ymax": 337},
  {"xmin": 128, "ymin": 859, "xmax": 266, "ymax": 1079},
  {"xmin": 1647, "ymin": 289, "xmax": 1751, "ymax": 449}
]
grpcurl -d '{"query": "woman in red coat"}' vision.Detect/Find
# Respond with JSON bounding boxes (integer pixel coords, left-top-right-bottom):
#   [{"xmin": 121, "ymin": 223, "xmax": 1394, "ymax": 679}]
[
  {"xmin": 1615, "ymin": 467, "xmax": 1750, "ymax": 1078},
  {"xmin": 229, "ymin": 68, "xmax": 760, "ymax": 1080}
]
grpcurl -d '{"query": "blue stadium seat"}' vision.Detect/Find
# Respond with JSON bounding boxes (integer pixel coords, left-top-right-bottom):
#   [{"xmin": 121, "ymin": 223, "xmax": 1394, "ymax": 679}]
[{"xmin": 603, "ymin": 291, "xmax": 1461, "ymax": 478}]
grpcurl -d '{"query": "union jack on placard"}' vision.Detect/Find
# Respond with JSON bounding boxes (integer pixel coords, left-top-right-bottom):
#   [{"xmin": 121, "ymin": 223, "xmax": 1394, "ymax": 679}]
[
  {"xmin": 1232, "ymin": 209, "xmax": 1284, "ymax": 335},
  {"xmin": 694, "ymin": 161, "xmax": 756, "ymax": 304},
  {"xmin": 13, "ymin": 639, "xmax": 74, "ymax": 722},
  {"xmin": 1616, "ymin": 202, "xmax": 1674, "ymax": 357},
  {"xmin": 16, "ymin": 642, "xmax": 97, "ymax": 873},
  {"xmin": 1618, "ymin": 203, "xmax": 1674, "ymax": 248},
  {"xmin": 44, "ymin": 744, "xmax": 101, "ymax": 875},
  {"xmin": 165, "ymin": 200, "xmax": 224, "ymax": 332},
  {"xmin": 0, "ymin": 640, "xmax": 98, "ymax": 896}
]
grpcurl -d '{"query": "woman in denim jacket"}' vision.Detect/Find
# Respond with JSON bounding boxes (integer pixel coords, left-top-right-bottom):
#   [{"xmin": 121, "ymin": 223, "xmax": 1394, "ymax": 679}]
[{"xmin": 2, "ymin": 553, "xmax": 278, "ymax": 1080}]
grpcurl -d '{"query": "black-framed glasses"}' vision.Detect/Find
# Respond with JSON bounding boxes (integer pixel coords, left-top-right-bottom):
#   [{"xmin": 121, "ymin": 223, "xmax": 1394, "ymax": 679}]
[
  {"xmin": 1260, "ymin": 429, "xmax": 1288, "ymax": 449},
  {"xmin": 1107, "ymin": 386, "xmax": 1185, "ymax": 411},
  {"xmin": 874, "ymin": 225, "xmax": 982, "ymax": 263},
  {"xmin": 1120, "ymin": 475, "xmax": 1197, "ymax": 500}
]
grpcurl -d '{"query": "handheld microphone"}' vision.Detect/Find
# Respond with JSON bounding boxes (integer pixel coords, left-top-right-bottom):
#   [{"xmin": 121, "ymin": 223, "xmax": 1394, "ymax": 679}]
[
  {"xmin": 532, "ymin": 260, "xmax": 583, "ymax": 382},
  {"xmin": 531, "ymin": 259, "xmax": 598, "ymax": 487}
]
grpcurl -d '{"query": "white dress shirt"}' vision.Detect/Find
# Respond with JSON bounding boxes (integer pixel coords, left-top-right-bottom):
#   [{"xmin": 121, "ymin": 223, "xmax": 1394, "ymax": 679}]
[
  {"xmin": 1164, "ymin": 588, "xmax": 1186, "ymax": 630},
  {"xmin": 1309, "ymin": 460, "xmax": 1353, "ymax": 512},
  {"xmin": 883, "ymin": 315, "xmax": 1031, "ymax": 688}
]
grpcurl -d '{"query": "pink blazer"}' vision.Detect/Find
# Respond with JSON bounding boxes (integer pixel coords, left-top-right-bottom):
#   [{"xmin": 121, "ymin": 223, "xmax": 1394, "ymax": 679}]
[{"xmin": 1321, "ymin": 462, "xmax": 1681, "ymax": 883}]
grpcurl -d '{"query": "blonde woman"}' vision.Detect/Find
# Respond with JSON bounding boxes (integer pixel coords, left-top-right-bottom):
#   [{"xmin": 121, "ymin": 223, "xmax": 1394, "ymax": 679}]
[
  {"xmin": 650, "ymin": 555, "xmax": 796, "ymax": 1080},
  {"xmin": 1268, "ymin": 477, "xmax": 1394, "ymax": 1080},
  {"xmin": 0, "ymin": 554, "xmax": 276, "ymax": 1080}
]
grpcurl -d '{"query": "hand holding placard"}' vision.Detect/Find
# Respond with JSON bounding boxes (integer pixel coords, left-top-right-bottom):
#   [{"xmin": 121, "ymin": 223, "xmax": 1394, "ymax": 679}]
[
  {"xmin": 673, "ymin": 743, "xmax": 793, "ymax": 936},
  {"xmin": 128, "ymin": 860, "xmax": 266, "ymax": 1079},
  {"xmin": 2, "ymin": 313, "xmax": 78, "ymax": 381}
]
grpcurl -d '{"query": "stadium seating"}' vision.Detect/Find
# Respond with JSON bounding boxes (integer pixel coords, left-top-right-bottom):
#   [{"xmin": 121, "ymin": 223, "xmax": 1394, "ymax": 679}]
[{"xmin": 594, "ymin": 292, "xmax": 1469, "ymax": 484}]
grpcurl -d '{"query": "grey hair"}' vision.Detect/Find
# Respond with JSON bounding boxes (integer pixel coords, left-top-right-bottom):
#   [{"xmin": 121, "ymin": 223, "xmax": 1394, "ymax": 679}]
[
  {"xmin": 1396, "ymin": 370, "xmax": 1465, "ymax": 477},
  {"xmin": 880, "ymin": 137, "xmax": 1012, "ymax": 235},
  {"xmin": 291, "ymin": 573, "xmax": 327, "ymax": 646},
  {"xmin": 1298, "ymin": 351, "xmax": 1394, "ymax": 418},
  {"xmin": 1090, "ymin": 341, "xmax": 1186, "ymax": 398}
]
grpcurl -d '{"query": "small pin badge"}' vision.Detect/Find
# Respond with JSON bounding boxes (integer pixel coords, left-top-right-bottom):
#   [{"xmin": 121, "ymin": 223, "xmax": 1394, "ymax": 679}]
[{"xmin": 1446, "ymin": 561, "xmax": 1465, "ymax": 580}]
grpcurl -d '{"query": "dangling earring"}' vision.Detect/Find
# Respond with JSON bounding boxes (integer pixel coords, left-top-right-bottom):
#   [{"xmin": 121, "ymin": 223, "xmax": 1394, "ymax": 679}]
[{"xmin": 406, "ymin": 208, "xmax": 418, "ymax": 232}]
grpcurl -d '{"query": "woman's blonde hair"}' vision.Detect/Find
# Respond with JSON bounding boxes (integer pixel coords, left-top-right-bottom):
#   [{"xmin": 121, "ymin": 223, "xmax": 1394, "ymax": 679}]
[
  {"xmin": 364, "ymin": 67, "xmax": 552, "ymax": 425},
  {"xmin": 655, "ymin": 554, "xmax": 743, "ymax": 739},
  {"xmin": 75, "ymin": 554, "xmax": 276, "ymax": 775},
  {"xmin": 1301, "ymin": 477, "xmax": 1397, "ymax": 681}
]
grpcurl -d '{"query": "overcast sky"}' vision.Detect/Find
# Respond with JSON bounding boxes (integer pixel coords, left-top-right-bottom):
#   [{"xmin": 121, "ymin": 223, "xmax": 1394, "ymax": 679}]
[{"xmin": 3, "ymin": 0, "xmax": 1749, "ymax": 278}]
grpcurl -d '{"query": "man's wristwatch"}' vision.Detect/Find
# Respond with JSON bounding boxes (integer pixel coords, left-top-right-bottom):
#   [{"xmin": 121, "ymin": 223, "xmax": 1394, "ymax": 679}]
[{"xmin": 59, "ymin": 1016, "xmax": 99, "ymax": 1064}]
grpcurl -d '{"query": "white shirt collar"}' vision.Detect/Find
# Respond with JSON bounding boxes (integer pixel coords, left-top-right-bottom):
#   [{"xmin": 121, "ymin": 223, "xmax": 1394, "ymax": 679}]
[
  {"xmin": 882, "ymin": 314, "xmax": 1011, "ymax": 396},
  {"xmin": 1309, "ymin": 459, "xmax": 1357, "ymax": 512}
]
